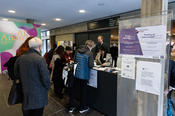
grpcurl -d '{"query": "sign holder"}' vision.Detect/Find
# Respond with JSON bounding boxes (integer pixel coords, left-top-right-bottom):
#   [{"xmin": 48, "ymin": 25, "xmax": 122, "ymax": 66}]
[{"xmin": 117, "ymin": 11, "xmax": 173, "ymax": 116}]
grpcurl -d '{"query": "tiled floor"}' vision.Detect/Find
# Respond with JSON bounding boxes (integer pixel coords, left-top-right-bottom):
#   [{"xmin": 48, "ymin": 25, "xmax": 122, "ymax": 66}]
[{"xmin": 0, "ymin": 74, "xmax": 104, "ymax": 116}]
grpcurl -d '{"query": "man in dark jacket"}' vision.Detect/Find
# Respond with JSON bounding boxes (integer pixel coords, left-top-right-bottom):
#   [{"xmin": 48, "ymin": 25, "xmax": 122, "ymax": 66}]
[
  {"xmin": 69, "ymin": 40, "xmax": 95, "ymax": 113},
  {"xmin": 95, "ymin": 35, "xmax": 108, "ymax": 55},
  {"xmin": 14, "ymin": 37, "xmax": 50, "ymax": 116}
]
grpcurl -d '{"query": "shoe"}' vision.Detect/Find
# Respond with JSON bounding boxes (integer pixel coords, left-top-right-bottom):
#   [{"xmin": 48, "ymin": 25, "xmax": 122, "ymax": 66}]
[
  {"xmin": 69, "ymin": 107, "xmax": 76, "ymax": 113},
  {"xmin": 79, "ymin": 107, "xmax": 89, "ymax": 113}
]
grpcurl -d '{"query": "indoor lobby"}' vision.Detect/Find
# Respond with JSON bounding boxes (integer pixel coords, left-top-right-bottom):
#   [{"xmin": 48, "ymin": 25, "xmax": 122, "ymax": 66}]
[{"xmin": 0, "ymin": 0, "xmax": 175, "ymax": 116}]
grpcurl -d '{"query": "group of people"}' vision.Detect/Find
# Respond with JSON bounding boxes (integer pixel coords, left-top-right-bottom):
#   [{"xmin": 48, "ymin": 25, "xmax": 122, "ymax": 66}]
[
  {"xmin": 47, "ymin": 45, "xmax": 73, "ymax": 99},
  {"xmin": 95, "ymin": 35, "xmax": 115, "ymax": 67},
  {"xmin": 4, "ymin": 34, "xmax": 118, "ymax": 116}
]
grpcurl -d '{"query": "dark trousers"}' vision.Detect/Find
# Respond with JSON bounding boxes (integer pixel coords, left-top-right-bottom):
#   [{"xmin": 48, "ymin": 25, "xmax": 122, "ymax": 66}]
[
  {"xmin": 53, "ymin": 78, "xmax": 64, "ymax": 95},
  {"xmin": 69, "ymin": 78, "xmax": 88, "ymax": 109},
  {"xmin": 22, "ymin": 107, "xmax": 44, "ymax": 116},
  {"xmin": 112, "ymin": 57, "xmax": 117, "ymax": 67}
]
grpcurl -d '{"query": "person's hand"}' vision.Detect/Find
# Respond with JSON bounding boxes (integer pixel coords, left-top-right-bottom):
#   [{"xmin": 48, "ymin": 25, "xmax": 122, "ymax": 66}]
[
  {"xmin": 70, "ymin": 60, "xmax": 74, "ymax": 63},
  {"xmin": 101, "ymin": 63, "xmax": 105, "ymax": 67},
  {"xmin": 171, "ymin": 52, "xmax": 175, "ymax": 57}
]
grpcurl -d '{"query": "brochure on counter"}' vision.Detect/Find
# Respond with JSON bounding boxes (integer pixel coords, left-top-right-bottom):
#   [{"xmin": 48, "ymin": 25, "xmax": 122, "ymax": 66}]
[{"xmin": 93, "ymin": 65, "xmax": 120, "ymax": 74}]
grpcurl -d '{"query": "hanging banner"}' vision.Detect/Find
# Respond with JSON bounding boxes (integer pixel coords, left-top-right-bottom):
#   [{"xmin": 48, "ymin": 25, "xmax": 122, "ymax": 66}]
[
  {"xmin": 120, "ymin": 25, "xmax": 166, "ymax": 57},
  {"xmin": 136, "ymin": 61, "xmax": 161, "ymax": 95},
  {"xmin": 0, "ymin": 21, "xmax": 41, "ymax": 73},
  {"xmin": 121, "ymin": 57, "xmax": 135, "ymax": 80}
]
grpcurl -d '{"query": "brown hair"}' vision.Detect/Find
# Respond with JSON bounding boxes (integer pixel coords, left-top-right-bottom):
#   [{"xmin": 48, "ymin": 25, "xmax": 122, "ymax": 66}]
[
  {"xmin": 16, "ymin": 37, "xmax": 33, "ymax": 56},
  {"xmin": 54, "ymin": 45, "xmax": 65, "ymax": 56}
]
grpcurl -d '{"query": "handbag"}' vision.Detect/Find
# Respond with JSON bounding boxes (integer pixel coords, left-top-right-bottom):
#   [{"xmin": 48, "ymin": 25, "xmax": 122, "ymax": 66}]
[
  {"xmin": 62, "ymin": 63, "xmax": 75, "ymax": 88},
  {"xmin": 8, "ymin": 80, "xmax": 23, "ymax": 105}
]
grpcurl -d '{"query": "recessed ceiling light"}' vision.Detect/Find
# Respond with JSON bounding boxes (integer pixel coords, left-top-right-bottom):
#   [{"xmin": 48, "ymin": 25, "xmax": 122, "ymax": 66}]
[
  {"xmin": 41, "ymin": 23, "xmax": 46, "ymax": 26},
  {"xmin": 2, "ymin": 18, "xmax": 8, "ymax": 21},
  {"xmin": 79, "ymin": 9, "xmax": 86, "ymax": 13},
  {"xmin": 8, "ymin": 10, "xmax": 16, "ymax": 14},
  {"xmin": 55, "ymin": 18, "xmax": 62, "ymax": 21}
]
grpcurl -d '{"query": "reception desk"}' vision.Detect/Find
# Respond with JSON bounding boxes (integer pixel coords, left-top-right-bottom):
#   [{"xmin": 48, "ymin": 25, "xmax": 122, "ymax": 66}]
[{"xmin": 74, "ymin": 70, "xmax": 117, "ymax": 116}]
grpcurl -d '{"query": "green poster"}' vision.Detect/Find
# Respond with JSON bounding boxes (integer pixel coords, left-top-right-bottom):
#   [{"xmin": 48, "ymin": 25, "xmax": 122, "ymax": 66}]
[{"xmin": 0, "ymin": 21, "xmax": 41, "ymax": 72}]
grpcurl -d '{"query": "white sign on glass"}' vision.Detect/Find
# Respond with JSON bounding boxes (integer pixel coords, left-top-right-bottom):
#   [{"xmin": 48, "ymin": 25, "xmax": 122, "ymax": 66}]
[
  {"xmin": 136, "ymin": 61, "xmax": 161, "ymax": 95},
  {"xmin": 121, "ymin": 57, "xmax": 135, "ymax": 79},
  {"xmin": 120, "ymin": 25, "xmax": 166, "ymax": 57}
]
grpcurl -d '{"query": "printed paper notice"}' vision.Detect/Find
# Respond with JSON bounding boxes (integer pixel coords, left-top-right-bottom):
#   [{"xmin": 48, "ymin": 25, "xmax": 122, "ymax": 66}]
[
  {"xmin": 88, "ymin": 69, "xmax": 97, "ymax": 88},
  {"xmin": 136, "ymin": 61, "xmax": 161, "ymax": 95},
  {"xmin": 120, "ymin": 25, "xmax": 166, "ymax": 57},
  {"xmin": 121, "ymin": 57, "xmax": 135, "ymax": 79}
]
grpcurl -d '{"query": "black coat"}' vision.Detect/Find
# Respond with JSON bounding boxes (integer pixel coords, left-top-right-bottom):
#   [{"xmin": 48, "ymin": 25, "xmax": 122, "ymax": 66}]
[
  {"xmin": 95, "ymin": 43, "xmax": 108, "ymax": 54},
  {"xmin": 14, "ymin": 48, "xmax": 50, "ymax": 110},
  {"xmin": 110, "ymin": 46, "xmax": 118, "ymax": 58},
  {"xmin": 52, "ymin": 56, "xmax": 66, "ymax": 82},
  {"xmin": 4, "ymin": 56, "xmax": 18, "ymax": 80}
]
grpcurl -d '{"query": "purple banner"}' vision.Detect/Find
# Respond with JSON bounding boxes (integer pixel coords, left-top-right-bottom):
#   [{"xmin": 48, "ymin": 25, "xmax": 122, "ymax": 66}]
[{"xmin": 120, "ymin": 28, "xmax": 143, "ymax": 55}]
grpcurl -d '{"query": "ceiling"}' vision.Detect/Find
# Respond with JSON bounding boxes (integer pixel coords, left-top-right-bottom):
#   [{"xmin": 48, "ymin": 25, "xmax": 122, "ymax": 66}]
[{"xmin": 0, "ymin": 0, "xmax": 175, "ymax": 30}]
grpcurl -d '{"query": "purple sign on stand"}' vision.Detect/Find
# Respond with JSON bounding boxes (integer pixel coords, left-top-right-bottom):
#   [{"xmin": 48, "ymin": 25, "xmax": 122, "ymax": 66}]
[{"xmin": 120, "ymin": 28, "xmax": 143, "ymax": 55}]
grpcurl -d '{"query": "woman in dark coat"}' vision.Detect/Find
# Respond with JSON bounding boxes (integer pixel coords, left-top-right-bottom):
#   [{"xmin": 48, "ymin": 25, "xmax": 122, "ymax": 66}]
[{"xmin": 52, "ymin": 46, "xmax": 66, "ymax": 99}]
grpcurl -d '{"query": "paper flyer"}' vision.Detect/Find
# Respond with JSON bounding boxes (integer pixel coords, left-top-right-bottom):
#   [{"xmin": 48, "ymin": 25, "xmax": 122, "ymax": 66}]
[
  {"xmin": 121, "ymin": 57, "xmax": 135, "ymax": 80},
  {"xmin": 136, "ymin": 61, "xmax": 162, "ymax": 95},
  {"xmin": 120, "ymin": 25, "xmax": 166, "ymax": 57},
  {"xmin": 88, "ymin": 69, "xmax": 98, "ymax": 88}
]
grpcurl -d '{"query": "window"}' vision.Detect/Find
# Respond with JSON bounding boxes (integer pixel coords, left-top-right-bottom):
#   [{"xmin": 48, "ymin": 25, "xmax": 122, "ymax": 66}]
[{"xmin": 41, "ymin": 30, "xmax": 50, "ymax": 55}]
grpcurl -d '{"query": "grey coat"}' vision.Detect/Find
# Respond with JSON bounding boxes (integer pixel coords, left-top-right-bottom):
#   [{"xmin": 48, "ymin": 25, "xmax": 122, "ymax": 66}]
[{"xmin": 14, "ymin": 48, "xmax": 50, "ymax": 110}]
